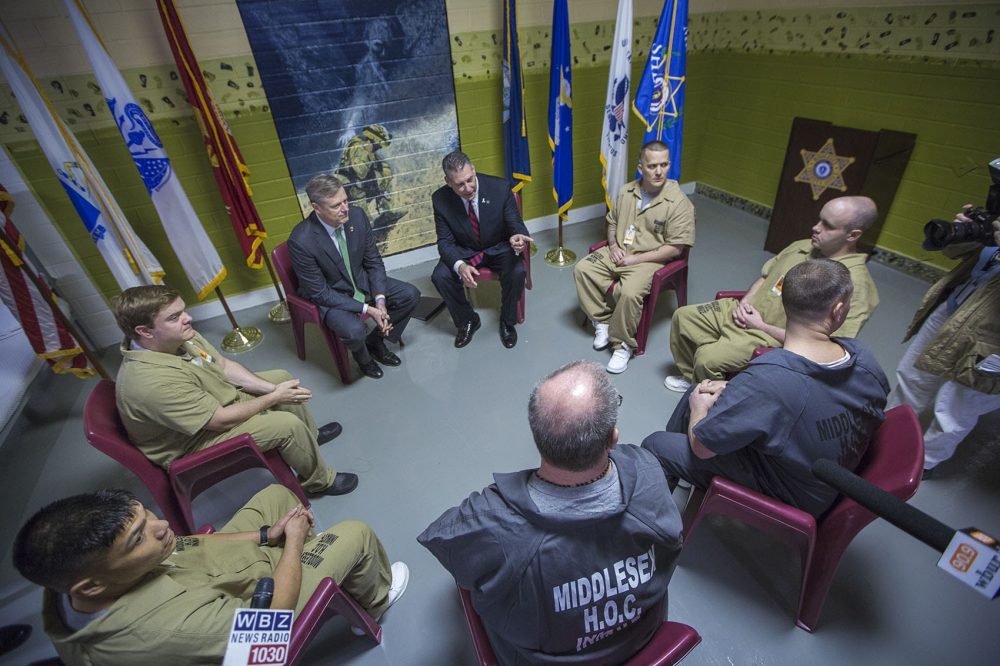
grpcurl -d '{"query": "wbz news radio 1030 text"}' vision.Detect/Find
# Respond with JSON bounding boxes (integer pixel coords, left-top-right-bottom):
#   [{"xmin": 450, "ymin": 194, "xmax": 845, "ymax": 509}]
[{"xmin": 223, "ymin": 608, "xmax": 294, "ymax": 666}]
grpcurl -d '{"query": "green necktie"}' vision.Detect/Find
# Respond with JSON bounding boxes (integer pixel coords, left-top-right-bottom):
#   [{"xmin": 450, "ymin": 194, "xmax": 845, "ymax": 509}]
[{"xmin": 336, "ymin": 227, "xmax": 365, "ymax": 303}]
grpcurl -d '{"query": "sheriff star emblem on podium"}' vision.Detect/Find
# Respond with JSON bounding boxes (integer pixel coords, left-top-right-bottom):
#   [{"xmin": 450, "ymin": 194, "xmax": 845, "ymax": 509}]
[{"xmin": 794, "ymin": 138, "xmax": 855, "ymax": 200}]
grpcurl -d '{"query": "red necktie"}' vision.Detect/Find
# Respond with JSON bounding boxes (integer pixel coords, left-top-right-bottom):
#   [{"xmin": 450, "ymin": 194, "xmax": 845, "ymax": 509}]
[{"xmin": 467, "ymin": 200, "xmax": 481, "ymax": 242}]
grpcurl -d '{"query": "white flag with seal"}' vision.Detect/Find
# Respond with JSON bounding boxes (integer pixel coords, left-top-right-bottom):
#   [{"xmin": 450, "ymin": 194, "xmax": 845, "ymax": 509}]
[
  {"xmin": 600, "ymin": 0, "xmax": 633, "ymax": 209},
  {"xmin": 65, "ymin": 0, "xmax": 227, "ymax": 300},
  {"xmin": 0, "ymin": 27, "xmax": 164, "ymax": 290}
]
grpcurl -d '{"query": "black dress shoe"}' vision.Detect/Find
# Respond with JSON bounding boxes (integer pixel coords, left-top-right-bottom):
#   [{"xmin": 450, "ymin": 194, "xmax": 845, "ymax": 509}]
[
  {"xmin": 500, "ymin": 321, "xmax": 517, "ymax": 348},
  {"xmin": 317, "ymin": 421, "xmax": 343, "ymax": 445},
  {"xmin": 359, "ymin": 360, "xmax": 384, "ymax": 379},
  {"xmin": 315, "ymin": 472, "xmax": 359, "ymax": 496},
  {"xmin": 454, "ymin": 314, "xmax": 481, "ymax": 348},
  {"xmin": 0, "ymin": 624, "xmax": 31, "ymax": 657},
  {"xmin": 368, "ymin": 342, "xmax": 401, "ymax": 367}
]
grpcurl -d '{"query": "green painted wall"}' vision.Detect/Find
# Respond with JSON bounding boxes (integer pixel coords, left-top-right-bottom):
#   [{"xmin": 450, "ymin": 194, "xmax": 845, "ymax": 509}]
[
  {"xmin": 2, "ymin": 4, "xmax": 998, "ymax": 305},
  {"xmin": 681, "ymin": 52, "xmax": 999, "ymax": 269}
]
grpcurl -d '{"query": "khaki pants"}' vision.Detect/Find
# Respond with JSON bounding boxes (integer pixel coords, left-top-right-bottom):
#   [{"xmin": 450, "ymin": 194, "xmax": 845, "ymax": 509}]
[
  {"xmin": 670, "ymin": 299, "xmax": 778, "ymax": 381},
  {"xmin": 221, "ymin": 485, "xmax": 393, "ymax": 616},
  {"xmin": 574, "ymin": 247, "xmax": 662, "ymax": 351},
  {"xmin": 203, "ymin": 370, "xmax": 335, "ymax": 494}
]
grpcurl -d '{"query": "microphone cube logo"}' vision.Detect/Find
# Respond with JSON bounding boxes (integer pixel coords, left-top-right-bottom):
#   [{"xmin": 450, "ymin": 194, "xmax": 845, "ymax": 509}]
[{"xmin": 949, "ymin": 543, "xmax": 978, "ymax": 573}]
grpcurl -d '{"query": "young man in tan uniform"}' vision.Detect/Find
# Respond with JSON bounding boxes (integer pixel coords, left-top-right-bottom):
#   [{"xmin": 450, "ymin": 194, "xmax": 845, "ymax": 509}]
[
  {"xmin": 113, "ymin": 285, "xmax": 357, "ymax": 496},
  {"xmin": 14, "ymin": 485, "xmax": 408, "ymax": 664},
  {"xmin": 574, "ymin": 141, "xmax": 696, "ymax": 374}
]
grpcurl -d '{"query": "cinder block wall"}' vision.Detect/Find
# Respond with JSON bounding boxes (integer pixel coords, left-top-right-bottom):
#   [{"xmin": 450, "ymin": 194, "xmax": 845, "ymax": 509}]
[{"xmin": 1, "ymin": 0, "xmax": 997, "ymax": 323}]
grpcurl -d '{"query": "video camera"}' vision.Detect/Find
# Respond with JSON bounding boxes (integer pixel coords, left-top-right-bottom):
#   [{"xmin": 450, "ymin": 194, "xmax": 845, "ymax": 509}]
[{"xmin": 922, "ymin": 156, "xmax": 1000, "ymax": 250}]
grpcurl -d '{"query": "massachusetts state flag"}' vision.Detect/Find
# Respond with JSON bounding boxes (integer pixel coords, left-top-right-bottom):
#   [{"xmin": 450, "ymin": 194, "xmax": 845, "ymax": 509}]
[
  {"xmin": 502, "ymin": 0, "xmax": 531, "ymax": 193},
  {"xmin": 547, "ymin": 0, "xmax": 573, "ymax": 220},
  {"xmin": 632, "ymin": 0, "xmax": 688, "ymax": 182},
  {"xmin": 65, "ymin": 0, "xmax": 226, "ymax": 300},
  {"xmin": 0, "ymin": 25, "xmax": 164, "ymax": 290},
  {"xmin": 600, "ymin": 0, "xmax": 633, "ymax": 209},
  {"xmin": 0, "ymin": 184, "xmax": 93, "ymax": 378}
]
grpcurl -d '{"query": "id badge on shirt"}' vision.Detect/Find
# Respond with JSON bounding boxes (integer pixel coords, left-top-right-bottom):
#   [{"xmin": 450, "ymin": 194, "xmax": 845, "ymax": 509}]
[
  {"xmin": 622, "ymin": 224, "xmax": 637, "ymax": 248},
  {"xmin": 771, "ymin": 275, "xmax": 785, "ymax": 297}
]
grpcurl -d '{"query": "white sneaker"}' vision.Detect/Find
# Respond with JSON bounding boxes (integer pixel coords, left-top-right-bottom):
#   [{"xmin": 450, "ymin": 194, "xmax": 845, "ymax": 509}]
[
  {"xmin": 352, "ymin": 561, "xmax": 409, "ymax": 635},
  {"xmin": 664, "ymin": 375, "xmax": 692, "ymax": 392},
  {"xmin": 592, "ymin": 321, "xmax": 610, "ymax": 350},
  {"xmin": 606, "ymin": 346, "xmax": 632, "ymax": 374}
]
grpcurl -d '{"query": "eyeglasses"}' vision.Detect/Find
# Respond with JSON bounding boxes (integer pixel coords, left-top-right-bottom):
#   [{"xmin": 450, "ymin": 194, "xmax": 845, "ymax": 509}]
[{"xmin": 617, "ymin": 393, "xmax": 624, "ymax": 406}]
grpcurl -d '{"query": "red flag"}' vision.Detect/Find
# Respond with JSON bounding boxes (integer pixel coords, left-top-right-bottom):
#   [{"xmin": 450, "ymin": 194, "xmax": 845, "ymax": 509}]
[
  {"xmin": 0, "ymin": 186, "xmax": 93, "ymax": 378},
  {"xmin": 156, "ymin": 0, "xmax": 268, "ymax": 269}
]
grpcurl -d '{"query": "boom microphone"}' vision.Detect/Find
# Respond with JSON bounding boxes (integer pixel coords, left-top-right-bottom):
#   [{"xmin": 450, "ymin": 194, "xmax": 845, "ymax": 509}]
[
  {"xmin": 250, "ymin": 577, "xmax": 274, "ymax": 609},
  {"xmin": 811, "ymin": 459, "xmax": 952, "ymax": 551},
  {"xmin": 811, "ymin": 459, "xmax": 1000, "ymax": 599}
]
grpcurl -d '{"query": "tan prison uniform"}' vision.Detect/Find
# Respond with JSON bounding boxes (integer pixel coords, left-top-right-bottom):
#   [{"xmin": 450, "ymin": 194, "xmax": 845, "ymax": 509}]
[
  {"xmin": 670, "ymin": 239, "xmax": 880, "ymax": 381},
  {"xmin": 116, "ymin": 332, "xmax": 334, "ymax": 493},
  {"xmin": 42, "ymin": 485, "xmax": 392, "ymax": 666},
  {"xmin": 574, "ymin": 179, "xmax": 696, "ymax": 350}
]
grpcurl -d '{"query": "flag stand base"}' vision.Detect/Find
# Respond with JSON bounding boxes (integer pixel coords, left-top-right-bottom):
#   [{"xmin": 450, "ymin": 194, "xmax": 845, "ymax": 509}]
[
  {"xmin": 544, "ymin": 246, "xmax": 576, "ymax": 267},
  {"xmin": 268, "ymin": 301, "xmax": 291, "ymax": 324},
  {"xmin": 222, "ymin": 326, "xmax": 264, "ymax": 353}
]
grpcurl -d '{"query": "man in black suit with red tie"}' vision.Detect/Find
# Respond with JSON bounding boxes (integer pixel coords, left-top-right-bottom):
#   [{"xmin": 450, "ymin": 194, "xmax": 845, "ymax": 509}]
[
  {"xmin": 288, "ymin": 175, "xmax": 420, "ymax": 379},
  {"xmin": 431, "ymin": 151, "xmax": 533, "ymax": 348}
]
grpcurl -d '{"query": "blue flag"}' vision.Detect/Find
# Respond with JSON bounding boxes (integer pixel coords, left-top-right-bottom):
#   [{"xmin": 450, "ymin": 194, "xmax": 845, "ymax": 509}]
[
  {"xmin": 547, "ymin": 0, "xmax": 572, "ymax": 220},
  {"xmin": 502, "ymin": 0, "xmax": 530, "ymax": 193},
  {"xmin": 632, "ymin": 0, "xmax": 688, "ymax": 182}
]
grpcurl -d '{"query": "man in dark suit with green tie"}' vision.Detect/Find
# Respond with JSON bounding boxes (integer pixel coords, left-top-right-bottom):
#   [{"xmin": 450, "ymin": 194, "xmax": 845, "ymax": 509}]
[{"xmin": 288, "ymin": 175, "xmax": 420, "ymax": 379}]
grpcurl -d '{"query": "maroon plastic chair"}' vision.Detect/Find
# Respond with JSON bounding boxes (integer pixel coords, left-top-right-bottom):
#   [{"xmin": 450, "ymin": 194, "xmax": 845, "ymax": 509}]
[
  {"xmin": 83, "ymin": 380, "xmax": 310, "ymax": 534},
  {"xmin": 584, "ymin": 241, "xmax": 689, "ymax": 356},
  {"xmin": 458, "ymin": 587, "xmax": 700, "ymax": 665},
  {"xmin": 681, "ymin": 405, "xmax": 924, "ymax": 632},
  {"xmin": 273, "ymin": 241, "xmax": 371, "ymax": 385},
  {"xmin": 467, "ymin": 192, "xmax": 531, "ymax": 323},
  {"xmin": 286, "ymin": 577, "xmax": 382, "ymax": 663}
]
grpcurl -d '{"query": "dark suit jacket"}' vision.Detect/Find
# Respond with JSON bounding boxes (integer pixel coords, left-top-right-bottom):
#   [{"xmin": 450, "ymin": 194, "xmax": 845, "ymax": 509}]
[
  {"xmin": 287, "ymin": 207, "xmax": 387, "ymax": 318},
  {"xmin": 432, "ymin": 173, "xmax": 528, "ymax": 268}
]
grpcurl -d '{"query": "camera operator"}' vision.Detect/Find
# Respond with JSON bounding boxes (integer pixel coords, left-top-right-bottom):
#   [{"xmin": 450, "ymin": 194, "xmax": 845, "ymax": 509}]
[{"xmin": 888, "ymin": 205, "xmax": 1000, "ymax": 477}]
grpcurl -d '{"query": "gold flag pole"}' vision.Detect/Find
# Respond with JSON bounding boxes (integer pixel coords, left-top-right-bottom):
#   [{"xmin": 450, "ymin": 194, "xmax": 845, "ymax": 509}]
[
  {"xmin": 215, "ymin": 287, "xmax": 263, "ymax": 352},
  {"xmin": 544, "ymin": 216, "xmax": 576, "ymax": 266},
  {"xmin": 258, "ymin": 243, "xmax": 290, "ymax": 323}
]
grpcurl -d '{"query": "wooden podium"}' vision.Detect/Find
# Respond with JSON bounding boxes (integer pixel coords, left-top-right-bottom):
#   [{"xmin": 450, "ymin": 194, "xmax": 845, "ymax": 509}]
[{"xmin": 765, "ymin": 117, "xmax": 916, "ymax": 254}]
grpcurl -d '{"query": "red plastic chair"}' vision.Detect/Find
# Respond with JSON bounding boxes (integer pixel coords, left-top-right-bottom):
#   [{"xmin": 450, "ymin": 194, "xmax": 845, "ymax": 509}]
[
  {"xmin": 287, "ymin": 577, "xmax": 382, "ymax": 663},
  {"xmin": 458, "ymin": 587, "xmax": 700, "ymax": 665},
  {"xmin": 467, "ymin": 192, "xmax": 531, "ymax": 323},
  {"xmin": 681, "ymin": 405, "xmax": 924, "ymax": 632},
  {"xmin": 83, "ymin": 380, "xmax": 310, "ymax": 534},
  {"xmin": 273, "ymin": 241, "xmax": 370, "ymax": 385},
  {"xmin": 585, "ymin": 241, "xmax": 689, "ymax": 356}
]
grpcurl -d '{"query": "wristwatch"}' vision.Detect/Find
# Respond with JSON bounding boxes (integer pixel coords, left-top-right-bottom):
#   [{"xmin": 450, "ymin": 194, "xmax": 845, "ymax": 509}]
[{"xmin": 259, "ymin": 525, "xmax": 271, "ymax": 546}]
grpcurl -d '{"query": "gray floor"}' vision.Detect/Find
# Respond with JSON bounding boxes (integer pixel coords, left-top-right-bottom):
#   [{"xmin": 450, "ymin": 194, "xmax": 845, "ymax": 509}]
[{"xmin": 1, "ymin": 194, "xmax": 999, "ymax": 665}]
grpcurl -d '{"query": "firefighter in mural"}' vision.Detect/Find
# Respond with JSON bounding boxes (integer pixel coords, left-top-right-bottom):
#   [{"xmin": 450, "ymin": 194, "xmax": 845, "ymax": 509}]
[{"xmin": 336, "ymin": 124, "xmax": 406, "ymax": 229}]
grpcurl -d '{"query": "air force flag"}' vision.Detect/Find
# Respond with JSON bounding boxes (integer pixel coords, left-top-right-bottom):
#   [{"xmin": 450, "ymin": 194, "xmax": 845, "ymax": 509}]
[
  {"xmin": 65, "ymin": 0, "xmax": 226, "ymax": 300},
  {"xmin": 0, "ymin": 23, "xmax": 164, "ymax": 289},
  {"xmin": 600, "ymin": 0, "xmax": 633, "ymax": 209},
  {"xmin": 547, "ymin": 0, "xmax": 573, "ymax": 220},
  {"xmin": 632, "ymin": 0, "xmax": 688, "ymax": 182}
]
